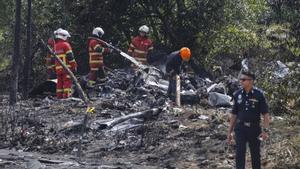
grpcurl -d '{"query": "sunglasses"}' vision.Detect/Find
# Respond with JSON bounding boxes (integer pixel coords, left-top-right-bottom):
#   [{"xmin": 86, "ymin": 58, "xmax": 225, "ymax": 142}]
[{"xmin": 240, "ymin": 78, "xmax": 253, "ymax": 81}]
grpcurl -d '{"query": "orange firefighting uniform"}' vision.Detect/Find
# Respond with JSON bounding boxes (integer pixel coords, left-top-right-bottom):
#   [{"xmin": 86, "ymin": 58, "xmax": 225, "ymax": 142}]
[
  {"xmin": 54, "ymin": 39, "xmax": 77, "ymax": 99},
  {"xmin": 46, "ymin": 38, "xmax": 56, "ymax": 79},
  {"xmin": 87, "ymin": 36, "xmax": 110, "ymax": 86},
  {"xmin": 128, "ymin": 35, "xmax": 153, "ymax": 65}
]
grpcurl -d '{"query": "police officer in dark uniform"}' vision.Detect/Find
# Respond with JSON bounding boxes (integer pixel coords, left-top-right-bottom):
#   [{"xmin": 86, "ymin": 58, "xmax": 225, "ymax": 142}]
[{"xmin": 227, "ymin": 71, "xmax": 270, "ymax": 169}]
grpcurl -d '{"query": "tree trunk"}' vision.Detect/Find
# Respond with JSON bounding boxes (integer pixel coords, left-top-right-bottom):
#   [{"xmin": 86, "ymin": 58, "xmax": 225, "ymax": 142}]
[
  {"xmin": 10, "ymin": 0, "xmax": 22, "ymax": 105},
  {"xmin": 22, "ymin": 0, "xmax": 32, "ymax": 99}
]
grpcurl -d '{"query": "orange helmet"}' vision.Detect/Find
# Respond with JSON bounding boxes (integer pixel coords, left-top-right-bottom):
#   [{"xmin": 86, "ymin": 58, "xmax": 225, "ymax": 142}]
[{"xmin": 180, "ymin": 47, "xmax": 191, "ymax": 61}]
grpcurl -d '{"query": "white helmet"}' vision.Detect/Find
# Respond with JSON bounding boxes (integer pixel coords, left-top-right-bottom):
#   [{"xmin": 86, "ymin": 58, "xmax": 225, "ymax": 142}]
[
  {"xmin": 92, "ymin": 27, "xmax": 104, "ymax": 37},
  {"xmin": 139, "ymin": 25, "xmax": 149, "ymax": 33},
  {"xmin": 54, "ymin": 28, "xmax": 71, "ymax": 41}
]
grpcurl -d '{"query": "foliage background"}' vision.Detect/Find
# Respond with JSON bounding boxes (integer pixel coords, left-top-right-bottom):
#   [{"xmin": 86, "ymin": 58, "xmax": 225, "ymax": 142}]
[{"xmin": 0, "ymin": 0, "xmax": 299, "ymax": 114}]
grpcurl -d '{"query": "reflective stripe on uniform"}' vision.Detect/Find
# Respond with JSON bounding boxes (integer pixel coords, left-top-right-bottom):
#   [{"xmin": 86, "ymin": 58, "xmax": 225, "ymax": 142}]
[
  {"xmin": 148, "ymin": 46, "xmax": 154, "ymax": 50},
  {"xmin": 64, "ymin": 88, "xmax": 72, "ymax": 93},
  {"xmin": 57, "ymin": 54, "xmax": 67, "ymax": 64},
  {"xmin": 58, "ymin": 54, "xmax": 66, "ymax": 59},
  {"xmin": 89, "ymin": 54, "xmax": 103, "ymax": 64},
  {"xmin": 134, "ymin": 49, "xmax": 147, "ymax": 54},
  {"xmin": 56, "ymin": 89, "xmax": 63, "ymax": 92},
  {"xmin": 56, "ymin": 65, "xmax": 71, "ymax": 70},
  {"xmin": 90, "ymin": 61, "xmax": 103, "ymax": 64},
  {"xmin": 94, "ymin": 44, "xmax": 101, "ymax": 48},
  {"xmin": 91, "ymin": 68, "xmax": 99, "ymax": 71},
  {"xmin": 129, "ymin": 43, "xmax": 135, "ymax": 48},
  {"xmin": 89, "ymin": 46, "xmax": 102, "ymax": 54},
  {"xmin": 66, "ymin": 50, "xmax": 72, "ymax": 54},
  {"xmin": 136, "ymin": 57, "xmax": 147, "ymax": 62},
  {"xmin": 56, "ymin": 66, "xmax": 63, "ymax": 70},
  {"xmin": 89, "ymin": 52, "xmax": 102, "ymax": 56}
]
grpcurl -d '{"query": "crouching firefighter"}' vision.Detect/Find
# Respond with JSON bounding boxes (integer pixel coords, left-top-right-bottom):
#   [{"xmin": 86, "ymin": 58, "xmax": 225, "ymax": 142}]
[
  {"xmin": 87, "ymin": 27, "xmax": 111, "ymax": 88},
  {"xmin": 53, "ymin": 28, "xmax": 77, "ymax": 99},
  {"xmin": 166, "ymin": 47, "xmax": 191, "ymax": 100}
]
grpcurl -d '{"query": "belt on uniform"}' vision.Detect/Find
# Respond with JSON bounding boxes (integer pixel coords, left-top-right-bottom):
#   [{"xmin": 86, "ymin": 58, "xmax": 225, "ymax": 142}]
[{"xmin": 237, "ymin": 119, "xmax": 259, "ymax": 127}]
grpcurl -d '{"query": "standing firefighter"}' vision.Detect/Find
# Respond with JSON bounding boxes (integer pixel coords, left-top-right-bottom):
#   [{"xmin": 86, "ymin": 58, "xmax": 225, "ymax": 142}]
[
  {"xmin": 87, "ymin": 27, "xmax": 111, "ymax": 88},
  {"xmin": 166, "ymin": 47, "xmax": 191, "ymax": 100},
  {"xmin": 128, "ymin": 25, "xmax": 153, "ymax": 65},
  {"xmin": 53, "ymin": 28, "xmax": 77, "ymax": 99},
  {"xmin": 227, "ymin": 71, "xmax": 270, "ymax": 169},
  {"xmin": 46, "ymin": 38, "xmax": 56, "ymax": 80}
]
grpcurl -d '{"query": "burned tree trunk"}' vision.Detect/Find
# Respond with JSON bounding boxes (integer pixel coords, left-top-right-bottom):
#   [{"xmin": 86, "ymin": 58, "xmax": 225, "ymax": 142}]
[
  {"xmin": 22, "ymin": 0, "xmax": 32, "ymax": 99},
  {"xmin": 9, "ymin": 0, "xmax": 22, "ymax": 105}
]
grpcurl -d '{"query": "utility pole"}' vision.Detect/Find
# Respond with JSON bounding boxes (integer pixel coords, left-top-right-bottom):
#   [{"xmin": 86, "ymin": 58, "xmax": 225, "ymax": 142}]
[
  {"xmin": 9, "ymin": 0, "xmax": 22, "ymax": 105},
  {"xmin": 22, "ymin": 0, "xmax": 32, "ymax": 99}
]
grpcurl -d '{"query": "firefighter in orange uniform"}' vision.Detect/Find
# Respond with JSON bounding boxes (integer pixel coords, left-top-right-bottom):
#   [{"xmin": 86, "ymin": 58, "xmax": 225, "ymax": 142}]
[
  {"xmin": 53, "ymin": 28, "xmax": 77, "ymax": 99},
  {"xmin": 46, "ymin": 38, "xmax": 56, "ymax": 80},
  {"xmin": 128, "ymin": 25, "xmax": 153, "ymax": 65},
  {"xmin": 87, "ymin": 27, "xmax": 111, "ymax": 88}
]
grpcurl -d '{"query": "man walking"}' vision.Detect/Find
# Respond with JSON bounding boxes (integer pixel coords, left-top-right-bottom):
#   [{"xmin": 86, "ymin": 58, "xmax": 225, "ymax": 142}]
[{"xmin": 227, "ymin": 71, "xmax": 270, "ymax": 169}]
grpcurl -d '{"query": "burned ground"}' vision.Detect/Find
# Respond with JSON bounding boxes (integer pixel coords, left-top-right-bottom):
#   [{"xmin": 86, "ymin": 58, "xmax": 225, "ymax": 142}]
[
  {"xmin": 0, "ymin": 64, "xmax": 300, "ymax": 169},
  {"xmin": 0, "ymin": 97, "xmax": 299, "ymax": 169}
]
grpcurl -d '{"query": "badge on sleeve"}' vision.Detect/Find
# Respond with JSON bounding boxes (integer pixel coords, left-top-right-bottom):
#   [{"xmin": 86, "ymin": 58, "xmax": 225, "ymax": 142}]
[{"xmin": 237, "ymin": 94, "xmax": 242, "ymax": 104}]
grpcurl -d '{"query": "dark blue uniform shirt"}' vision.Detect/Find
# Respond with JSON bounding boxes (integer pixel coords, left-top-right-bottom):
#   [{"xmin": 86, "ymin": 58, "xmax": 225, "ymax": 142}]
[
  {"xmin": 232, "ymin": 87, "xmax": 269, "ymax": 123},
  {"xmin": 166, "ymin": 51, "xmax": 183, "ymax": 76}
]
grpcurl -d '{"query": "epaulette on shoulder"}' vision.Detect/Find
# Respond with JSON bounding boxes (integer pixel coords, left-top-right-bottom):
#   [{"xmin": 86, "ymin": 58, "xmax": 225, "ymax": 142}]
[
  {"xmin": 253, "ymin": 87, "xmax": 265, "ymax": 95},
  {"xmin": 233, "ymin": 88, "xmax": 243, "ymax": 96}
]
